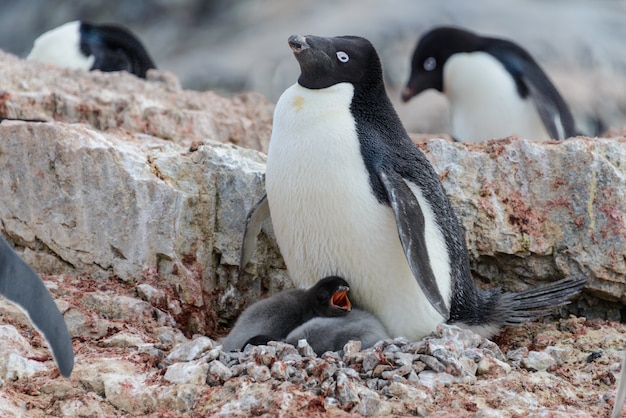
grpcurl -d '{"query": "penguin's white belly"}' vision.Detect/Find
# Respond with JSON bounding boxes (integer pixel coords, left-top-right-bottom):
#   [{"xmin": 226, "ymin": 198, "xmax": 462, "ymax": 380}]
[
  {"xmin": 266, "ymin": 83, "xmax": 447, "ymax": 340},
  {"xmin": 27, "ymin": 21, "xmax": 95, "ymax": 70},
  {"xmin": 444, "ymin": 52, "xmax": 550, "ymax": 142}
]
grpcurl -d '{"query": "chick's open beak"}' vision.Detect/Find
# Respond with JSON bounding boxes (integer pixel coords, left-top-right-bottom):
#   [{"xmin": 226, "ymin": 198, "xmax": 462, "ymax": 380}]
[{"xmin": 331, "ymin": 286, "xmax": 352, "ymax": 312}]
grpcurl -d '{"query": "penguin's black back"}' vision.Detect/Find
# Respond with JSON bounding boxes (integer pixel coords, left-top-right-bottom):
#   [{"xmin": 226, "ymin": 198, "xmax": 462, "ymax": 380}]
[
  {"xmin": 79, "ymin": 22, "xmax": 156, "ymax": 78},
  {"xmin": 342, "ymin": 36, "xmax": 479, "ymax": 321},
  {"xmin": 481, "ymin": 37, "xmax": 575, "ymax": 137}
]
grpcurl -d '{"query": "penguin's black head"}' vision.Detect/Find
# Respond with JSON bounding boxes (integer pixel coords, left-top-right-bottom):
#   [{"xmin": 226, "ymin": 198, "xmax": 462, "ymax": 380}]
[
  {"xmin": 79, "ymin": 22, "xmax": 156, "ymax": 78},
  {"xmin": 310, "ymin": 276, "xmax": 352, "ymax": 317},
  {"xmin": 288, "ymin": 34, "xmax": 383, "ymax": 91},
  {"xmin": 402, "ymin": 26, "xmax": 481, "ymax": 102}
]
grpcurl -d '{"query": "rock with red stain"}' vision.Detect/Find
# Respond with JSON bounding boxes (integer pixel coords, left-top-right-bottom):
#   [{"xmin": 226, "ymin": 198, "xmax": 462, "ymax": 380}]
[
  {"xmin": 420, "ymin": 136, "xmax": 626, "ymax": 310},
  {"xmin": 476, "ymin": 357, "xmax": 512, "ymax": 377},
  {"xmin": 206, "ymin": 360, "xmax": 232, "ymax": 385}
]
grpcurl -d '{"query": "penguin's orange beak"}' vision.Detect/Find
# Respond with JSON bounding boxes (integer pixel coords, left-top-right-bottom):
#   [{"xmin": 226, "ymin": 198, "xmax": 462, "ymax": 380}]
[{"xmin": 331, "ymin": 286, "xmax": 352, "ymax": 312}]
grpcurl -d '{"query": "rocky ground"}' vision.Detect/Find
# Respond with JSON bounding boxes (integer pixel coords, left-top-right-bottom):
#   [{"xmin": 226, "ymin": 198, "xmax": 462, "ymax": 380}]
[
  {"xmin": 0, "ymin": 273, "xmax": 625, "ymax": 417},
  {"xmin": 0, "ymin": 43, "xmax": 626, "ymax": 416}
]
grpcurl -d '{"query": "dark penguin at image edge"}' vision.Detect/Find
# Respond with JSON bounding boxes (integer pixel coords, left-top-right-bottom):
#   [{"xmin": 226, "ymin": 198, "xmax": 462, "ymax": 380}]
[
  {"xmin": 402, "ymin": 26, "xmax": 577, "ymax": 142},
  {"xmin": 27, "ymin": 20, "xmax": 156, "ymax": 78},
  {"xmin": 0, "ymin": 236, "xmax": 74, "ymax": 377},
  {"xmin": 221, "ymin": 276, "xmax": 352, "ymax": 352},
  {"xmin": 241, "ymin": 34, "xmax": 587, "ymax": 342}
]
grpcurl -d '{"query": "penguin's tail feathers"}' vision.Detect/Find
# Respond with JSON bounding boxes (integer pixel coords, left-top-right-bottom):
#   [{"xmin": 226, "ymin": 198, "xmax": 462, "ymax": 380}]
[{"xmin": 497, "ymin": 274, "xmax": 587, "ymax": 326}]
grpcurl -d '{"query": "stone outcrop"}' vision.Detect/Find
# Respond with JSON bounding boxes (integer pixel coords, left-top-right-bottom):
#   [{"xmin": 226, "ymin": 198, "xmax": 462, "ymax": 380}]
[
  {"xmin": 0, "ymin": 121, "xmax": 288, "ymax": 336},
  {"xmin": 2, "ymin": 50, "xmax": 626, "ymax": 326},
  {"xmin": 421, "ymin": 137, "xmax": 626, "ymax": 307},
  {"xmin": 0, "ymin": 48, "xmax": 625, "ymax": 416}
]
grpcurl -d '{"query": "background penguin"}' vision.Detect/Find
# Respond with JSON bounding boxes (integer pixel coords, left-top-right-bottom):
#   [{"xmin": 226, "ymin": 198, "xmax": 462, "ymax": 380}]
[
  {"xmin": 221, "ymin": 276, "xmax": 351, "ymax": 351},
  {"xmin": 285, "ymin": 309, "xmax": 390, "ymax": 355},
  {"xmin": 27, "ymin": 20, "xmax": 156, "ymax": 78},
  {"xmin": 262, "ymin": 34, "xmax": 586, "ymax": 343},
  {"xmin": 401, "ymin": 26, "xmax": 577, "ymax": 142},
  {"xmin": 0, "ymin": 235, "xmax": 74, "ymax": 377}
]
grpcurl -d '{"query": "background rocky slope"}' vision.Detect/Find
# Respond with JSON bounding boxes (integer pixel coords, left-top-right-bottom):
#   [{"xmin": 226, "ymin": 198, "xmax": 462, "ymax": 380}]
[
  {"xmin": 1, "ymin": 0, "xmax": 625, "ymax": 135},
  {"xmin": 0, "ymin": 19, "xmax": 625, "ymax": 417}
]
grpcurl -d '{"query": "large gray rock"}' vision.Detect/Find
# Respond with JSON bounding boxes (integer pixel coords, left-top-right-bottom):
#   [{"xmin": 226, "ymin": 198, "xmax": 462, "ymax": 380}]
[
  {"xmin": 0, "ymin": 120, "xmax": 289, "ymax": 335},
  {"xmin": 420, "ymin": 137, "xmax": 626, "ymax": 304}
]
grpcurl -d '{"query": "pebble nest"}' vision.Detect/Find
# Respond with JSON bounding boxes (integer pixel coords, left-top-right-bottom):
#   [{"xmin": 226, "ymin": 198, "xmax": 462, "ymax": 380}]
[
  {"xmin": 0, "ymin": 275, "xmax": 624, "ymax": 417},
  {"xmin": 194, "ymin": 318, "xmax": 625, "ymax": 416}
]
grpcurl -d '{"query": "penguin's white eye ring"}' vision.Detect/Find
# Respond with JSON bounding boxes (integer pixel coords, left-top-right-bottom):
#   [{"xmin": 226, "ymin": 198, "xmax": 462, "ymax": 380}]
[
  {"xmin": 336, "ymin": 51, "xmax": 350, "ymax": 63},
  {"xmin": 424, "ymin": 57, "xmax": 437, "ymax": 71}
]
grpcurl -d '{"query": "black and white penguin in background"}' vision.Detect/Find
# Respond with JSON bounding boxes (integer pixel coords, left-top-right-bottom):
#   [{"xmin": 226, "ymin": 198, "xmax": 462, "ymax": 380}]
[
  {"xmin": 241, "ymin": 34, "xmax": 586, "ymax": 343},
  {"xmin": 0, "ymin": 235, "xmax": 74, "ymax": 377},
  {"xmin": 401, "ymin": 26, "xmax": 577, "ymax": 142},
  {"xmin": 27, "ymin": 20, "xmax": 156, "ymax": 78}
]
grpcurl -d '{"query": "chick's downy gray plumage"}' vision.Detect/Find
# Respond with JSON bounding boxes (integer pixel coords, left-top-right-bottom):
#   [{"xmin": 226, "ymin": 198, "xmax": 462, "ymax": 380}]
[
  {"xmin": 286, "ymin": 309, "xmax": 389, "ymax": 355},
  {"xmin": 221, "ymin": 276, "xmax": 351, "ymax": 351}
]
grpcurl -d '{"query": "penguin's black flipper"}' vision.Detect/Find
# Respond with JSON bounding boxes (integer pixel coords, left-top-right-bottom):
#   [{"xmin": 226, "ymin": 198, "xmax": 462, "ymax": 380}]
[
  {"xmin": 488, "ymin": 43, "xmax": 576, "ymax": 140},
  {"xmin": 495, "ymin": 275, "xmax": 587, "ymax": 326},
  {"xmin": 524, "ymin": 80, "xmax": 572, "ymax": 140},
  {"xmin": 0, "ymin": 236, "xmax": 74, "ymax": 377},
  {"xmin": 239, "ymin": 194, "xmax": 270, "ymax": 275},
  {"xmin": 378, "ymin": 171, "xmax": 450, "ymax": 319}
]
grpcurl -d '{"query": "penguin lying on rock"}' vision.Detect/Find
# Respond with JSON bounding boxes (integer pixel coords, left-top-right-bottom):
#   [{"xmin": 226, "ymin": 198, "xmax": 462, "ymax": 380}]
[
  {"xmin": 0, "ymin": 235, "xmax": 74, "ymax": 377},
  {"xmin": 241, "ymin": 34, "xmax": 587, "ymax": 343},
  {"xmin": 402, "ymin": 26, "xmax": 577, "ymax": 142},
  {"xmin": 221, "ymin": 276, "xmax": 352, "ymax": 351},
  {"xmin": 27, "ymin": 21, "xmax": 156, "ymax": 78}
]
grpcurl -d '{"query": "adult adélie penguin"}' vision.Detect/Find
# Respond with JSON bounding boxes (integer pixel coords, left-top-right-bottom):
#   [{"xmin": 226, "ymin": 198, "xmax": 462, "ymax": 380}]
[
  {"xmin": 401, "ymin": 26, "xmax": 577, "ymax": 142},
  {"xmin": 251, "ymin": 34, "xmax": 586, "ymax": 342},
  {"xmin": 0, "ymin": 235, "xmax": 74, "ymax": 377}
]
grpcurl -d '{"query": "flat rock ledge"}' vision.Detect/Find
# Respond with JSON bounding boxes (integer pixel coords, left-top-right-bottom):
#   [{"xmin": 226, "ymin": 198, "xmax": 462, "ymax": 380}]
[{"xmin": 0, "ymin": 50, "xmax": 625, "ymax": 416}]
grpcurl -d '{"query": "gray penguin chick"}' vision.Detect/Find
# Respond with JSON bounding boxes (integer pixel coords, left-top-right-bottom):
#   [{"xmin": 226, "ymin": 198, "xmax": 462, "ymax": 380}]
[
  {"xmin": 221, "ymin": 276, "xmax": 351, "ymax": 351},
  {"xmin": 285, "ymin": 309, "xmax": 389, "ymax": 355}
]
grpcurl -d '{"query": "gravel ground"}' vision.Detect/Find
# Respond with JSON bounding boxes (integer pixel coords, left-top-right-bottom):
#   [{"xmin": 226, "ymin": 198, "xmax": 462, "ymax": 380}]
[{"xmin": 0, "ymin": 273, "xmax": 624, "ymax": 417}]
